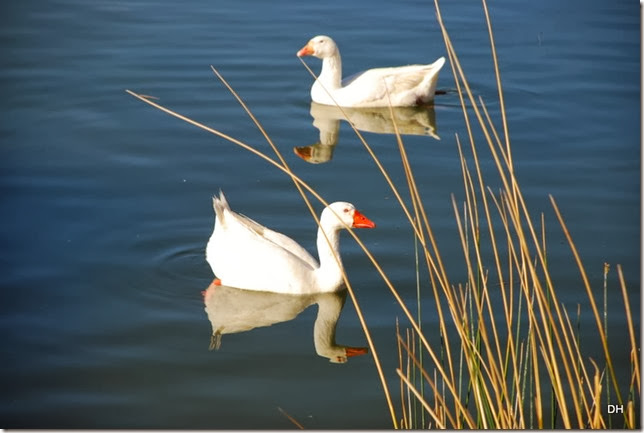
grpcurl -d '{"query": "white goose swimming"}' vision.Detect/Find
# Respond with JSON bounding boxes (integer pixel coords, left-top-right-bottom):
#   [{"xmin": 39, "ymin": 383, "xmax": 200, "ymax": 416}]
[
  {"xmin": 205, "ymin": 192, "xmax": 375, "ymax": 295},
  {"xmin": 297, "ymin": 35, "xmax": 445, "ymax": 108}
]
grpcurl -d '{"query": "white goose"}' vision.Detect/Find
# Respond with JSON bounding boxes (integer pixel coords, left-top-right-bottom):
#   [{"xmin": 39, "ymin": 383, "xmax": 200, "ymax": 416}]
[
  {"xmin": 297, "ymin": 35, "xmax": 445, "ymax": 108},
  {"xmin": 205, "ymin": 192, "xmax": 375, "ymax": 295}
]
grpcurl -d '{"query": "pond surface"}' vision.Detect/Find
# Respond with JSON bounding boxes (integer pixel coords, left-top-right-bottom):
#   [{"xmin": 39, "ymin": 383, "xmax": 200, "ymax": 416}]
[{"xmin": 1, "ymin": 0, "xmax": 639, "ymax": 429}]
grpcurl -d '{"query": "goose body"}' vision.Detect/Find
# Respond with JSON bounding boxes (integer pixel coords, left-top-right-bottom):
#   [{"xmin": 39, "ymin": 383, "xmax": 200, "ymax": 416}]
[
  {"xmin": 205, "ymin": 192, "xmax": 375, "ymax": 295},
  {"xmin": 297, "ymin": 35, "xmax": 445, "ymax": 108}
]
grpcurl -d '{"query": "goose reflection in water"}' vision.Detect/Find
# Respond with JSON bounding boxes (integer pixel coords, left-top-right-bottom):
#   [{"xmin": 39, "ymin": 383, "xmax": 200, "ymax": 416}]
[
  {"xmin": 202, "ymin": 279, "xmax": 368, "ymax": 363},
  {"xmin": 294, "ymin": 102, "xmax": 440, "ymax": 164}
]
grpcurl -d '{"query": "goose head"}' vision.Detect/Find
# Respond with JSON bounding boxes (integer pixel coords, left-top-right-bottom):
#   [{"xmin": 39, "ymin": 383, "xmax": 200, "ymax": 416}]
[
  {"xmin": 297, "ymin": 35, "xmax": 339, "ymax": 59},
  {"xmin": 321, "ymin": 202, "xmax": 376, "ymax": 231}
]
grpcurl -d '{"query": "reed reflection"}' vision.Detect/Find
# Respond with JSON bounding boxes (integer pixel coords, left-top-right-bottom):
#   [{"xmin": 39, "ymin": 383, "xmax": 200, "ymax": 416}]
[
  {"xmin": 294, "ymin": 102, "xmax": 439, "ymax": 164},
  {"xmin": 202, "ymin": 280, "xmax": 367, "ymax": 363}
]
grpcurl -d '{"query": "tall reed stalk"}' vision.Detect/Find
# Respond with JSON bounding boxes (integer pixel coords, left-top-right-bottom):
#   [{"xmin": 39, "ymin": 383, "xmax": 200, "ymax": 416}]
[{"xmin": 127, "ymin": 0, "xmax": 639, "ymax": 428}]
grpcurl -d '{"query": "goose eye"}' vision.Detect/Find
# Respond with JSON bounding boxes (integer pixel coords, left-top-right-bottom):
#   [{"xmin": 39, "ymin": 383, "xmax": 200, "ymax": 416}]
[{"xmin": 343, "ymin": 208, "xmax": 349, "ymax": 213}]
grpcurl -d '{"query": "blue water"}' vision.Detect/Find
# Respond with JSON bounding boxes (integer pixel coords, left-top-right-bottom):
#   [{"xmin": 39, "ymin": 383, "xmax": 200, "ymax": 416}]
[{"xmin": 1, "ymin": 0, "xmax": 639, "ymax": 428}]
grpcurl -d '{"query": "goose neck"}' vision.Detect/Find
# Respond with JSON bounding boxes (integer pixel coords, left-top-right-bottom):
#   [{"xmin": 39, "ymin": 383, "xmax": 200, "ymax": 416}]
[
  {"xmin": 316, "ymin": 224, "xmax": 342, "ymax": 269},
  {"xmin": 319, "ymin": 51, "xmax": 342, "ymax": 89},
  {"xmin": 314, "ymin": 223, "xmax": 345, "ymax": 292}
]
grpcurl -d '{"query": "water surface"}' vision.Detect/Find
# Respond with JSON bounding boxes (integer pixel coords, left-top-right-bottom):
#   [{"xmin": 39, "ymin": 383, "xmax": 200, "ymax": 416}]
[{"xmin": 1, "ymin": 0, "xmax": 639, "ymax": 428}]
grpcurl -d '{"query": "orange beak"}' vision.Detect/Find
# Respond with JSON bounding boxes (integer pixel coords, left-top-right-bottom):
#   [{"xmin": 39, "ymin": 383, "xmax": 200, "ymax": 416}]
[
  {"xmin": 352, "ymin": 210, "xmax": 376, "ymax": 229},
  {"xmin": 296, "ymin": 42, "xmax": 314, "ymax": 57},
  {"xmin": 293, "ymin": 146, "xmax": 312, "ymax": 161},
  {"xmin": 345, "ymin": 346, "xmax": 369, "ymax": 358}
]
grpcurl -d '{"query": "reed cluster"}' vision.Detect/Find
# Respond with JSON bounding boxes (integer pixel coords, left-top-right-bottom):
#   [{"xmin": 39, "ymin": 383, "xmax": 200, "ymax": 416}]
[
  {"xmin": 127, "ymin": 0, "xmax": 639, "ymax": 428},
  {"xmin": 391, "ymin": 2, "xmax": 639, "ymax": 428}
]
